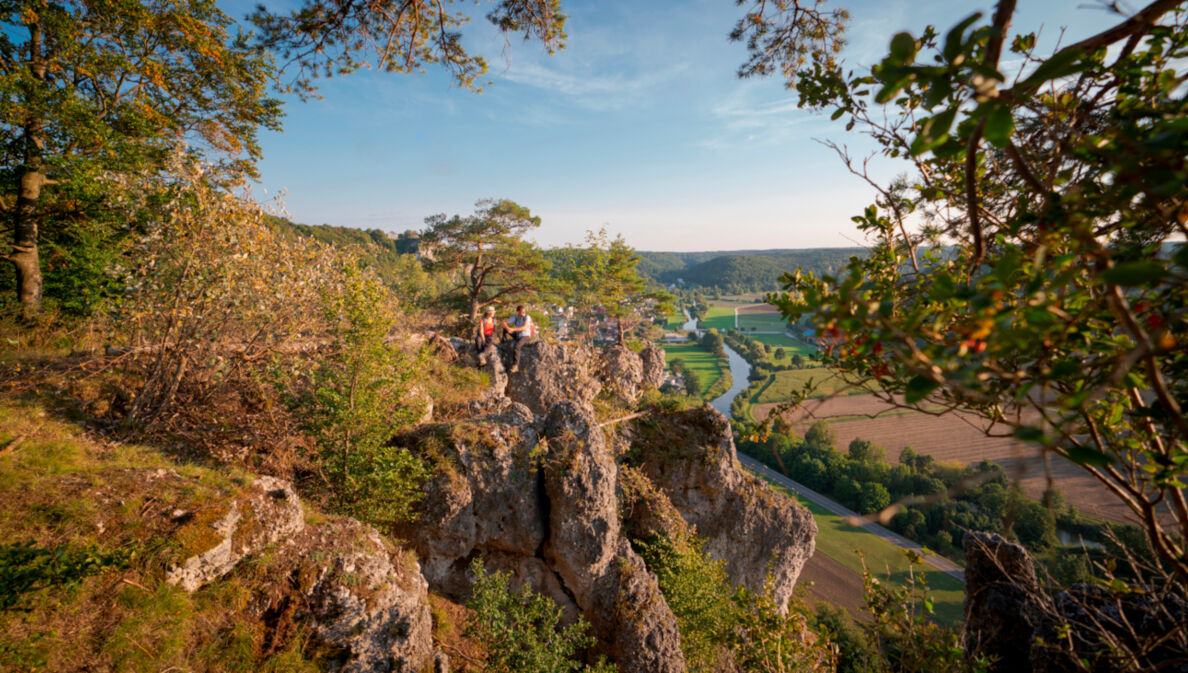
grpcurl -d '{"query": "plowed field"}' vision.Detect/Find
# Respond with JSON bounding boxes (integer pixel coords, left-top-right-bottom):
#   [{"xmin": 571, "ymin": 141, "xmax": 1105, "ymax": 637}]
[
  {"xmin": 798, "ymin": 553, "xmax": 868, "ymax": 620},
  {"xmin": 754, "ymin": 395, "xmax": 1136, "ymax": 525}
]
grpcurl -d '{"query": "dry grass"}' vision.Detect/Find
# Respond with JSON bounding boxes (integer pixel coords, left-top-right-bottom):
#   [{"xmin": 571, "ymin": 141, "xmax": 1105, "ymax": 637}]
[{"xmin": 0, "ymin": 399, "xmax": 321, "ymax": 673}]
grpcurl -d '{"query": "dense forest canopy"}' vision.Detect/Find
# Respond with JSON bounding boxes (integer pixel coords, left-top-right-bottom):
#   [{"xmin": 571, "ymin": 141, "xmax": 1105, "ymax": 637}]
[{"xmin": 638, "ymin": 248, "xmax": 869, "ymax": 293}]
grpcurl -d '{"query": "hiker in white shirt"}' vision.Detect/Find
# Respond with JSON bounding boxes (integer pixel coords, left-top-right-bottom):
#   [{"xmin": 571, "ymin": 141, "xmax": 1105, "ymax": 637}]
[{"xmin": 503, "ymin": 305, "xmax": 534, "ymax": 373}]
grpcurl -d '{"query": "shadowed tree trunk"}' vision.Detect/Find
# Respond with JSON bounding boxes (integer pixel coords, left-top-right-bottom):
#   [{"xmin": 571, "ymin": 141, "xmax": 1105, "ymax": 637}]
[{"xmin": 8, "ymin": 20, "xmax": 47, "ymax": 316}]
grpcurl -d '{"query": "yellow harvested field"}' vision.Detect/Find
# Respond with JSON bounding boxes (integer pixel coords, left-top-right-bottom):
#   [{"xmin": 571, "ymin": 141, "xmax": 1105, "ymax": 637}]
[{"xmin": 754, "ymin": 394, "xmax": 1139, "ymax": 525}]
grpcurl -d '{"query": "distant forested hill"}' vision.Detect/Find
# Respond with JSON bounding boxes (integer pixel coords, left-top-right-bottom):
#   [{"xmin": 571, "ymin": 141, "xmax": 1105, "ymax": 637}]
[
  {"xmin": 269, "ymin": 216, "xmax": 423, "ymax": 255},
  {"xmin": 267, "ymin": 216, "xmax": 441, "ymax": 302},
  {"xmin": 638, "ymin": 248, "xmax": 868, "ymax": 293}
]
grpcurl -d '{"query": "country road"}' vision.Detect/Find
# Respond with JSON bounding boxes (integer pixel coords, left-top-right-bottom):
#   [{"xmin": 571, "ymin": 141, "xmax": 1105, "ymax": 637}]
[{"xmin": 736, "ymin": 453, "xmax": 966, "ymax": 583}]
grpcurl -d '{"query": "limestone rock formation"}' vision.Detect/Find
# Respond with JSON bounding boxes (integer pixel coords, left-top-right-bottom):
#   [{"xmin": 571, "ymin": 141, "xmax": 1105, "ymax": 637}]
[
  {"xmin": 483, "ymin": 350, "xmax": 508, "ymax": 398},
  {"xmin": 296, "ymin": 520, "xmax": 435, "ymax": 673},
  {"xmin": 639, "ymin": 342, "xmax": 667, "ymax": 389},
  {"xmin": 166, "ymin": 475, "xmax": 305, "ymax": 592},
  {"xmin": 543, "ymin": 402, "xmax": 687, "ymax": 673},
  {"xmin": 151, "ymin": 472, "xmax": 436, "ymax": 672},
  {"xmin": 618, "ymin": 463, "xmax": 694, "ymax": 543},
  {"xmin": 390, "ymin": 407, "xmax": 547, "ymax": 594},
  {"xmin": 596, "ymin": 344, "xmax": 647, "ymax": 405},
  {"xmin": 505, "ymin": 340, "xmax": 601, "ymax": 417},
  {"xmin": 627, "ymin": 404, "xmax": 816, "ymax": 610},
  {"xmin": 961, "ymin": 531, "xmax": 1049, "ymax": 672},
  {"xmin": 395, "ymin": 344, "xmax": 818, "ymax": 673}
]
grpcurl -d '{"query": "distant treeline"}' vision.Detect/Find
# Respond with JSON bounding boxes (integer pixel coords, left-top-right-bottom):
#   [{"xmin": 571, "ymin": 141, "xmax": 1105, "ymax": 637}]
[
  {"xmin": 267, "ymin": 216, "xmax": 444, "ymax": 304},
  {"xmin": 637, "ymin": 248, "xmax": 870, "ymax": 293}
]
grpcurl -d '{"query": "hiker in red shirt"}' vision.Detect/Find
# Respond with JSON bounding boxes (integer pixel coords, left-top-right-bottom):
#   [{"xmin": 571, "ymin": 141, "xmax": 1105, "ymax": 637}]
[{"xmin": 475, "ymin": 306, "xmax": 498, "ymax": 365}]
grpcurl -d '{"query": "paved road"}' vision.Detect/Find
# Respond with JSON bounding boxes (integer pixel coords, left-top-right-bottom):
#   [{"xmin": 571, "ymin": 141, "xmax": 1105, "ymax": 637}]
[{"xmin": 737, "ymin": 453, "xmax": 966, "ymax": 583}]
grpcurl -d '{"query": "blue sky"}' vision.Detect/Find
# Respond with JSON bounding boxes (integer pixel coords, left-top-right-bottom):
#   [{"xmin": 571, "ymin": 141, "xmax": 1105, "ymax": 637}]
[{"xmin": 234, "ymin": 0, "xmax": 1120, "ymax": 251}]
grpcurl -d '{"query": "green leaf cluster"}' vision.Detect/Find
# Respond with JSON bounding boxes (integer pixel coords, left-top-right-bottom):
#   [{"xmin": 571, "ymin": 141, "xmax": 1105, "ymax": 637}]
[
  {"xmin": 291, "ymin": 264, "xmax": 428, "ymax": 527},
  {"xmin": 770, "ymin": 2, "xmax": 1188, "ymax": 585},
  {"xmin": 464, "ymin": 558, "xmax": 613, "ymax": 673},
  {"xmin": 638, "ymin": 533, "xmax": 835, "ymax": 673},
  {"xmin": 0, "ymin": 542, "xmax": 130, "ymax": 612}
]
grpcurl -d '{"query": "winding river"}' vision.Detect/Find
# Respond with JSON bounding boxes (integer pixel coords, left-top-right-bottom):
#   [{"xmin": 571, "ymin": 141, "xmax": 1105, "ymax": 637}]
[
  {"xmin": 679, "ymin": 309, "xmax": 752, "ymax": 417},
  {"xmin": 710, "ymin": 345, "xmax": 751, "ymax": 416}
]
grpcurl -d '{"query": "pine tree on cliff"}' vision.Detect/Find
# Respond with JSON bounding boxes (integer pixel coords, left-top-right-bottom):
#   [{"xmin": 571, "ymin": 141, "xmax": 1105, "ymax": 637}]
[{"xmin": 422, "ymin": 199, "xmax": 550, "ymax": 324}]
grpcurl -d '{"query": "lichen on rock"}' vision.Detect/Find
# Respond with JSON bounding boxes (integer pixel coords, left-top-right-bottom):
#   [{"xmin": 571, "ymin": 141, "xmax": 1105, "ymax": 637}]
[{"xmin": 166, "ymin": 475, "xmax": 304, "ymax": 592}]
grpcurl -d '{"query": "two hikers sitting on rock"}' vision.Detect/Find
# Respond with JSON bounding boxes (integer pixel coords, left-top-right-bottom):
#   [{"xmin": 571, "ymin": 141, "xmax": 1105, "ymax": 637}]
[{"xmin": 474, "ymin": 304, "xmax": 534, "ymax": 372}]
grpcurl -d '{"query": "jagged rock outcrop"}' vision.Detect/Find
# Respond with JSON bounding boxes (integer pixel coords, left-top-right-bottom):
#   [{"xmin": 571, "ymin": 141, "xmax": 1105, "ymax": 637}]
[
  {"xmin": 596, "ymin": 344, "xmax": 647, "ymax": 405},
  {"xmin": 295, "ymin": 520, "xmax": 435, "ymax": 673},
  {"xmin": 618, "ymin": 463, "xmax": 694, "ymax": 543},
  {"xmin": 639, "ymin": 342, "xmax": 667, "ymax": 389},
  {"xmin": 147, "ymin": 470, "xmax": 435, "ymax": 672},
  {"xmin": 962, "ymin": 531, "xmax": 1188, "ymax": 673},
  {"xmin": 505, "ymin": 341, "xmax": 601, "ymax": 417},
  {"xmin": 483, "ymin": 350, "xmax": 508, "ymax": 398},
  {"xmin": 166, "ymin": 475, "xmax": 305, "ymax": 592},
  {"xmin": 391, "ymin": 404, "xmax": 547, "ymax": 594},
  {"xmin": 961, "ymin": 532, "xmax": 1049, "ymax": 672},
  {"xmin": 396, "ymin": 343, "xmax": 818, "ymax": 672},
  {"xmin": 595, "ymin": 343, "xmax": 668, "ymax": 405},
  {"xmin": 626, "ymin": 404, "xmax": 816, "ymax": 610},
  {"xmin": 543, "ymin": 402, "xmax": 687, "ymax": 673},
  {"xmin": 394, "ymin": 393, "xmax": 687, "ymax": 673}
]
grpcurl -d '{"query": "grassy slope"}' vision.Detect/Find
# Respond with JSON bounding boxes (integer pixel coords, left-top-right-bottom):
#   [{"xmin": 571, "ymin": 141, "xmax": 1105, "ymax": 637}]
[
  {"xmin": 0, "ymin": 401, "xmax": 320, "ymax": 672},
  {"xmin": 746, "ymin": 473, "xmax": 966, "ymax": 625},
  {"xmin": 664, "ymin": 342, "xmax": 724, "ymax": 399},
  {"xmin": 792, "ymin": 494, "xmax": 965, "ymax": 625}
]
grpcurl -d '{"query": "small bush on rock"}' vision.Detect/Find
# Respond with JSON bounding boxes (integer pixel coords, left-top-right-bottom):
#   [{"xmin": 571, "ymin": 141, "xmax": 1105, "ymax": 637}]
[{"xmin": 464, "ymin": 558, "xmax": 612, "ymax": 673}]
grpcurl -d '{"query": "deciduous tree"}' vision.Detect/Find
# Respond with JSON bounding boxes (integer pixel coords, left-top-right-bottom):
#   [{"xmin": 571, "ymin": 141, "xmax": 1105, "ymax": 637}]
[
  {"xmin": 249, "ymin": 0, "xmax": 567, "ymax": 98},
  {"xmin": 552, "ymin": 227, "xmax": 673, "ymax": 344},
  {"xmin": 763, "ymin": 0, "xmax": 1188, "ymax": 591},
  {"xmin": 1, "ymin": 0, "xmax": 282, "ymax": 314}
]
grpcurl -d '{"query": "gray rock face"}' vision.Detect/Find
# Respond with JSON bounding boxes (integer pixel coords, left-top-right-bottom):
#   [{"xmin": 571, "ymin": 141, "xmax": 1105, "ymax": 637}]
[
  {"xmin": 962, "ymin": 531, "xmax": 1049, "ymax": 672},
  {"xmin": 962, "ymin": 531, "xmax": 1051, "ymax": 671},
  {"xmin": 391, "ymin": 410, "xmax": 546, "ymax": 591},
  {"xmin": 395, "ymin": 398, "xmax": 688, "ymax": 673},
  {"xmin": 639, "ymin": 343, "xmax": 667, "ymax": 389},
  {"xmin": 618, "ymin": 463, "xmax": 693, "ymax": 543},
  {"xmin": 505, "ymin": 341, "xmax": 601, "ymax": 417},
  {"xmin": 483, "ymin": 351, "xmax": 508, "ymax": 398},
  {"xmin": 596, "ymin": 344, "xmax": 647, "ymax": 405},
  {"xmin": 166, "ymin": 475, "xmax": 305, "ymax": 592},
  {"xmin": 543, "ymin": 402, "xmax": 687, "ymax": 673},
  {"xmin": 156, "ymin": 472, "xmax": 436, "ymax": 673},
  {"xmin": 628, "ymin": 405, "xmax": 816, "ymax": 610},
  {"xmin": 300, "ymin": 521, "xmax": 435, "ymax": 673}
]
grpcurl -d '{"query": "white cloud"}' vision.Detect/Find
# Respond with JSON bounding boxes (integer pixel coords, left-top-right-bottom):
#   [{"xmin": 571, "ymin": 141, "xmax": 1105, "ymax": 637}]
[
  {"xmin": 494, "ymin": 58, "xmax": 690, "ymax": 111},
  {"xmin": 697, "ymin": 83, "xmax": 829, "ymax": 149}
]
